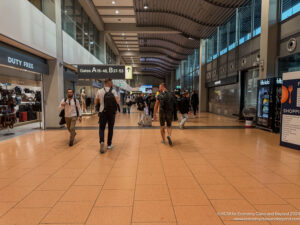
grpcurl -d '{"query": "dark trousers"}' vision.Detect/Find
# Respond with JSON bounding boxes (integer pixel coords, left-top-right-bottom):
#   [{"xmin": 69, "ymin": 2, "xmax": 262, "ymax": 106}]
[
  {"xmin": 149, "ymin": 108, "xmax": 154, "ymax": 118},
  {"xmin": 99, "ymin": 112, "xmax": 116, "ymax": 146},
  {"xmin": 192, "ymin": 104, "xmax": 197, "ymax": 115}
]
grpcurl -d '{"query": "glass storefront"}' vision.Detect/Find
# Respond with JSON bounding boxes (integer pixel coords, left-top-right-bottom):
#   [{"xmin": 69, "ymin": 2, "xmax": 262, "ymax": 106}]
[
  {"xmin": 278, "ymin": 53, "xmax": 300, "ymax": 76},
  {"xmin": 244, "ymin": 69, "xmax": 259, "ymax": 109},
  {"xmin": 208, "ymin": 83, "xmax": 240, "ymax": 117}
]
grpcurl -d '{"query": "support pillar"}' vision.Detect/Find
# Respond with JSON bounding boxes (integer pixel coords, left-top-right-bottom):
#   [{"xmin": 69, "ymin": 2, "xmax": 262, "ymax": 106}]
[
  {"xmin": 99, "ymin": 31, "xmax": 106, "ymax": 64},
  {"xmin": 259, "ymin": 0, "xmax": 279, "ymax": 79},
  {"xmin": 43, "ymin": 0, "xmax": 64, "ymax": 128},
  {"xmin": 199, "ymin": 39, "xmax": 208, "ymax": 112}
]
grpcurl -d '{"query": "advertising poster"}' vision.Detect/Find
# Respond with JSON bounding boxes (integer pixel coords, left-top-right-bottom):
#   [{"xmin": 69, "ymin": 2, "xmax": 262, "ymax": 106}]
[{"xmin": 280, "ymin": 72, "xmax": 300, "ymax": 150}]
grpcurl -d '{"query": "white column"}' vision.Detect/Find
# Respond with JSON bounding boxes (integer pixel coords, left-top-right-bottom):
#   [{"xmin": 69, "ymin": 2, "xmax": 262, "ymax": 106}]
[
  {"xmin": 43, "ymin": 0, "xmax": 64, "ymax": 128},
  {"xmin": 259, "ymin": 0, "xmax": 279, "ymax": 79},
  {"xmin": 199, "ymin": 39, "xmax": 208, "ymax": 112}
]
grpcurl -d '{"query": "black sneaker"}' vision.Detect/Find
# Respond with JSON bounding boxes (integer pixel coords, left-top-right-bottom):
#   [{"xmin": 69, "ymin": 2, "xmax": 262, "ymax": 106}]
[
  {"xmin": 69, "ymin": 140, "xmax": 73, "ymax": 147},
  {"xmin": 100, "ymin": 142, "xmax": 106, "ymax": 154},
  {"xmin": 167, "ymin": 136, "xmax": 173, "ymax": 146}
]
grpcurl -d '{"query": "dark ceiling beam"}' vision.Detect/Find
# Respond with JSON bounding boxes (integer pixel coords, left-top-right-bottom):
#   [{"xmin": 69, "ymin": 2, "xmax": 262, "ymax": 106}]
[
  {"xmin": 142, "ymin": 57, "xmax": 180, "ymax": 66},
  {"xmin": 203, "ymin": 0, "xmax": 245, "ymax": 9},
  {"xmin": 140, "ymin": 45, "xmax": 190, "ymax": 56},
  {"xmin": 136, "ymin": 10, "xmax": 220, "ymax": 27},
  {"xmin": 101, "ymin": 15, "xmax": 136, "ymax": 19},
  {"xmin": 140, "ymin": 50, "xmax": 183, "ymax": 62},
  {"xmin": 139, "ymin": 37, "xmax": 196, "ymax": 50},
  {"xmin": 104, "ymin": 23, "xmax": 181, "ymax": 34},
  {"xmin": 96, "ymin": 6, "xmax": 134, "ymax": 10}
]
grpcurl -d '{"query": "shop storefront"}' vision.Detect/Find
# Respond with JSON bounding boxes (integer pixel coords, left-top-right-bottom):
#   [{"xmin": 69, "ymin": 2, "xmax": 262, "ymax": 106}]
[
  {"xmin": 0, "ymin": 42, "xmax": 48, "ymax": 130},
  {"xmin": 207, "ymin": 76, "xmax": 240, "ymax": 117}
]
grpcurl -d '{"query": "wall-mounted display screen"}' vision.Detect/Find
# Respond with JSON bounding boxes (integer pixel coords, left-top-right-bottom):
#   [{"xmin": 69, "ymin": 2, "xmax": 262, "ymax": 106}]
[{"xmin": 139, "ymin": 85, "xmax": 153, "ymax": 93}]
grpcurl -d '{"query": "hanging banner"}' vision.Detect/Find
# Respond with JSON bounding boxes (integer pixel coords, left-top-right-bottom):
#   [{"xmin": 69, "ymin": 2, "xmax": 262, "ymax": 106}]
[
  {"xmin": 125, "ymin": 65, "xmax": 133, "ymax": 80},
  {"xmin": 280, "ymin": 71, "xmax": 300, "ymax": 151},
  {"xmin": 77, "ymin": 65, "xmax": 125, "ymax": 79}
]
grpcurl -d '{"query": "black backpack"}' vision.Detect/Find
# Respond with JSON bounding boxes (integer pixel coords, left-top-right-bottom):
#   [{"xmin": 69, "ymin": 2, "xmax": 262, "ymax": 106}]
[
  {"xmin": 160, "ymin": 91, "xmax": 174, "ymax": 112},
  {"xmin": 104, "ymin": 87, "xmax": 117, "ymax": 113}
]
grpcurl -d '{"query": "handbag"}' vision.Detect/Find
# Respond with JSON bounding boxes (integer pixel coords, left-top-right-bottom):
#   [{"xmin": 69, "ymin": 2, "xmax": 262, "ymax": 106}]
[{"xmin": 59, "ymin": 98, "xmax": 67, "ymax": 125}]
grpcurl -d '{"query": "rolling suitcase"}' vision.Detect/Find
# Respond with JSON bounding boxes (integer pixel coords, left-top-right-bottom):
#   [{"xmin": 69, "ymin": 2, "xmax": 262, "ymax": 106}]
[
  {"xmin": 143, "ymin": 115, "xmax": 152, "ymax": 127},
  {"xmin": 19, "ymin": 112, "xmax": 27, "ymax": 122}
]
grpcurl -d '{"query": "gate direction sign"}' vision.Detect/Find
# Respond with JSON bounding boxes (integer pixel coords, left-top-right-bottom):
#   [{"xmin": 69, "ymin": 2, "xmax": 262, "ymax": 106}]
[{"xmin": 77, "ymin": 65, "xmax": 125, "ymax": 79}]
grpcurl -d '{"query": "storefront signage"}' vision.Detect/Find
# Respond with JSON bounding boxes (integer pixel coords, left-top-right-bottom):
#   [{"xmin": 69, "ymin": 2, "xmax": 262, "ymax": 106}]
[
  {"xmin": 280, "ymin": 72, "xmax": 300, "ymax": 151},
  {"xmin": 260, "ymin": 79, "xmax": 271, "ymax": 86},
  {"xmin": 206, "ymin": 75, "xmax": 238, "ymax": 88},
  {"xmin": 77, "ymin": 65, "xmax": 125, "ymax": 79},
  {"xmin": 0, "ymin": 42, "xmax": 49, "ymax": 74}
]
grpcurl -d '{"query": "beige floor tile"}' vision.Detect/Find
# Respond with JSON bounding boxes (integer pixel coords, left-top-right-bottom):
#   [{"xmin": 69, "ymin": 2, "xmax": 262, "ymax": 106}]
[
  {"xmin": 211, "ymin": 199, "xmax": 256, "ymax": 221},
  {"xmin": 252, "ymin": 173, "xmax": 289, "ymax": 184},
  {"xmin": 164, "ymin": 166, "xmax": 192, "ymax": 177},
  {"xmin": 239, "ymin": 187, "xmax": 286, "ymax": 205},
  {"xmin": 17, "ymin": 190, "xmax": 63, "ymax": 208},
  {"xmin": 166, "ymin": 177, "xmax": 199, "ymax": 189},
  {"xmin": 60, "ymin": 185, "xmax": 101, "ymax": 202},
  {"xmin": 194, "ymin": 173, "xmax": 229, "ymax": 185},
  {"xmin": 266, "ymin": 184, "xmax": 300, "ymax": 198},
  {"xmin": 202, "ymin": 184, "xmax": 243, "ymax": 200},
  {"xmin": 226, "ymin": 176, "xmax": 265, "ymax": 188},
  {"xmin": 132, "ymin": 223, "xmax": 176, "ymax": 225},
  {"xmin": 0, "ymin": 207, "xmax": 49, "ymax": 225},
  {"xmin": 0, "ymin": 202, "xmax": 16, "ymax": 216},
  {"xmin": 174, "ymin": 205, "xmax": 223, "ymax": 225},
  {"xmin": 285, "ymin": 199, "xmax": 300, "ymax": 210},
  {"xmin": 74, "ymin": 174, "xmax": 107, "ymax": 186},
  {"xmin": 284, "ymin": 175, "xmax": 300, "ymax": 186},
  {"xmin": 135, "ymin": 185, "xmax": 170, "ymax": 201},
  {"xmin": 37, "ymin": 177, "xmax": 75, "ymax": 190},
  {"xmin": 170, "ymin": 189, "xmax": 210, "ymax": 205},
  {"xmin": 42, "ymin": 202, "xmax": 93, "ymax": 224},
  {"xmin": 0, "ymin": 179, "xmax": 11, "ymax": 189},
  {"xmin": 95, "ymin": 189, "xmax": 134, "ymax": 206},
  {"xmin": 0, "ymin": 186, "xmax": 33, "ymax": 202},
  {"xmin": 189, "ymin": 165, "xmax": 219, "ymax": 175},
  {"xmin": 109, "ymin": 167, "xmax": 137, "ymax": 177},
  {"xmin": 103, "ymin": 176, "xmax": 136, "ymax": 190},
  {"xmin": 136, "ymin": 174, "xmax": 166, "ymax": 185},
  {"xmin": 52, "ymin": 168, "xmax": 83, "ymax": 178},
  {"xmin": 223, "ymin": 221, "xmax": 269, "ymax": 225},
  {"xmin": 132, "ymin": 201, "xmax": 176, "ymax": 223},
  {"xmin": 85, "ymin": 206, "xmax": 132, "ymax": 225}
]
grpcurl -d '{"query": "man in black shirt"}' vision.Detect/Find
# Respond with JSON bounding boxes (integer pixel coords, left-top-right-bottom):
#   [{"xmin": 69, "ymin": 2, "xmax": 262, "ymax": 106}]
[{"xmin": 154, "ymin": 83, "xmax": 174, "ymax": 146}]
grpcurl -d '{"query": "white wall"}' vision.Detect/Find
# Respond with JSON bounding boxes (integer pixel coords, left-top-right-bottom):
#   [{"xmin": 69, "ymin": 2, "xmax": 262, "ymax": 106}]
[
  {"xmin": 62, "ymin": 31, "xmax": 103, "ymax": 65},
  {"xmin": 0, "ymin": 0, "xmax": 57, "ymax": 58}
]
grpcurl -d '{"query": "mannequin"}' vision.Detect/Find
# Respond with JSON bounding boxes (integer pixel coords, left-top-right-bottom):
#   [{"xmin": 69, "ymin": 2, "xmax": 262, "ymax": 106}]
[{"xmin": 81, "ymin": 89, "xmax": 86, "ymax": 113}]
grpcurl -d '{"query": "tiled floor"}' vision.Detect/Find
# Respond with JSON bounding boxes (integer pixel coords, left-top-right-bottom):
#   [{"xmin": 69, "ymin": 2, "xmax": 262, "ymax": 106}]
[{"xmin": 0, "ymin": 112, "xmax": 300, "ymax": 225}]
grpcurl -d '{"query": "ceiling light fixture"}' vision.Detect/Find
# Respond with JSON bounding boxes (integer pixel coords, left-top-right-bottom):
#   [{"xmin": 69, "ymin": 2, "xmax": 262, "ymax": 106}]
[
  {"xmin": 144, "ymin": 4, "xmax": 149, "ymax": 9},
  {"xmin": 122, "ymin": 33, "xmax": 125, "ymax": 36},
  {"xmin": 112, "ymin": 1, "xmax": 116, "ymax": 5},
  {"xmin": 115, "ymin": 10, "xmax": 119, "ymax": 14},
  {"xmin": 188, "ymin": 37, "xmax": 194, "ymax": 40}
]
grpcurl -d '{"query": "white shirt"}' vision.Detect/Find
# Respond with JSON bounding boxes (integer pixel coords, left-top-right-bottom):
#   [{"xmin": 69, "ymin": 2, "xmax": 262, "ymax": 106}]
[
  {"xmin": 59, "ymin": 98, "xmax": 82, "ymax": 118},
  {"xmin": 95, "ymin": 87, "xmax": 118, "ymax": 113}
]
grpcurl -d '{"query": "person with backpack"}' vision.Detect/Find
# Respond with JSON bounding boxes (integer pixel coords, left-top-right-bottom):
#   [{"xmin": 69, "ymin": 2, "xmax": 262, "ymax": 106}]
[
  {"xmin": 136, "ymin": 93, "xmax": 146, "ymax": 126},
  {"xmin": 177, "ymin": 91, "xmax": 190, "ymax": 129},
  {"xmin": 153, "ymin": 83, "xmax": 174, "ymax": 146},
  {"xmin": 59, "ymin": 89, "xmax": 82, "ymax": 147},
  {"xmin": 149, "ymin": 94, "xmax": 156, "ymax": 118},
  {"xmin": 95, "ymin": 78, "xmax": 120, "ymax": 154}
]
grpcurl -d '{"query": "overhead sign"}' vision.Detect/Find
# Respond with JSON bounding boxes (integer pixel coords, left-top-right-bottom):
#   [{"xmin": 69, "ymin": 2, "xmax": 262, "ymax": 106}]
[
  {"xmin": 280, "ymin": 72, "xmax": 300, "ymax": 151},
  {"xmin": 77, "ymin": 65, "xmax": 125, "ymax": 79},
  {"xmin": 125, "ymin": 65, "xmax": 133, "ymax": 80},
  {"xmin": 0, "ymin": 42, "xmax": 49, "ymax": 74}
]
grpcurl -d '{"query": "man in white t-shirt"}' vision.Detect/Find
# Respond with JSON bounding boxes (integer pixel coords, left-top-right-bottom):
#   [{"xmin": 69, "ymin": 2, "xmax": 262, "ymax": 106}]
[
  {"xmin": 59, "ymin": 89, "xmax": 82, "ymax": 146},
  {"xmin": 95, "ymin": 78, "xmax": 120, "ymax": 153}
]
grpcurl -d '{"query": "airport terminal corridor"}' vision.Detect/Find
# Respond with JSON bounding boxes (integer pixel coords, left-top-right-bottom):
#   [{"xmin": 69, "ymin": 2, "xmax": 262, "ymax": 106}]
[{"xmin": 0, "ymin": 113, "xmax": 300, "ymax": 225}]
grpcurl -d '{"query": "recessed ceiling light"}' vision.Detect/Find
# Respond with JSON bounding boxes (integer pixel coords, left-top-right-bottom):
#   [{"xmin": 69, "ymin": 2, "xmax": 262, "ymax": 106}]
[
  {"xmin": 112, "ymin": 1, "xmax": 116, "ymax": 5},
  {"xmin": 115, "ymin": 10, "xmax": 119, "ymax": 14},
  {"xmin": 122, "ymin": 33, "xmax": 125, "ymax": 36},
  {"xmin": 144, "ymin": 4, "xmax": 149, "ymax": 10},
  {"xmin": 188, "ymin": 37, "xmax": 194, "ymax": 40}
]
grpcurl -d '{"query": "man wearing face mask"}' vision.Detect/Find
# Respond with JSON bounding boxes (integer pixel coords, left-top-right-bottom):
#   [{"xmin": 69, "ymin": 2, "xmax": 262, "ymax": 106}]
[{"xmin": 59, "ymin": 89, "xmax": 82, "ymax": 146}]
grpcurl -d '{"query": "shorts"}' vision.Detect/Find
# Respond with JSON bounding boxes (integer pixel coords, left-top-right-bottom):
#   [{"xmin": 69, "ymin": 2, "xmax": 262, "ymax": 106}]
[{"xmin": 159, "ymin": 111, "xmax": 172, "ymax": 127}]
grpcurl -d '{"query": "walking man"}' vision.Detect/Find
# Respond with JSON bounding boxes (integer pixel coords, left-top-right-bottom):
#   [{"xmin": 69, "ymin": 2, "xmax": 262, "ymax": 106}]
[
  {"xmin": 95, "ymin": 78, "xmax": 120, "ymax": 153},
  {"xmin": 191, "ymin": 91, "xmax": 199, "ymax": 117},
  {"xmin": 136, "ymin": 92, "xmax": 146, "ymax": 126},
  {"xmin": 154, "ymin": 83, "xmax": 174, "ymax": 146},
  {"xmin": 178, "ymin": 91, "xmax": 190, "ymax": 129},
  {"xmin": 59, "ymin": 89, "xmax": 82, "ymax": 146}
]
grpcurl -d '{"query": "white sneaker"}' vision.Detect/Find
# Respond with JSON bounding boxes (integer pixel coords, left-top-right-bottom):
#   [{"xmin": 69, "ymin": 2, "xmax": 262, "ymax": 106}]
[{"xmin": 107, "ymin": 145, "xmax": 114, "ymax": 150}]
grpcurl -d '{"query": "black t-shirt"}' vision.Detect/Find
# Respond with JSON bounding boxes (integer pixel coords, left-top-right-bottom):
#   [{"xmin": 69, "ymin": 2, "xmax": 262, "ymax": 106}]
[{"xmin": 157, "ymin": 91, "xmax": 174, "ymax": 113}]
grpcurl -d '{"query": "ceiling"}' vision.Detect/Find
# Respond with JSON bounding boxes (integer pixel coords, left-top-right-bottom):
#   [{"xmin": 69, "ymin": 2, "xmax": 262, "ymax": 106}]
[{"xmin": 92, "ymin": 0, "xmax": 248, "ymax": 79}]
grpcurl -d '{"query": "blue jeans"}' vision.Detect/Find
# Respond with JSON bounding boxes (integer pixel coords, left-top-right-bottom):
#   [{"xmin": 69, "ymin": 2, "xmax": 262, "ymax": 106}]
[{"xmin": 99, "ymin": 112, "xmax": 116, "ymax": 146}]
